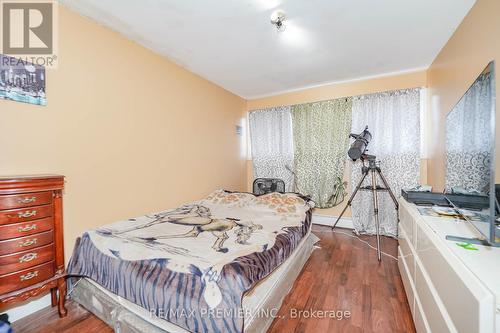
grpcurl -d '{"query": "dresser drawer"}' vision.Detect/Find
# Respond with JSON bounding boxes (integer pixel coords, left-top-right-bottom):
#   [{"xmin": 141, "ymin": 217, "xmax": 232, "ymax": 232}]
[
  {"xmin": 0, "ymin": 244, "xmax": 54, "ymax": 275},
  {"xmin": 0, "ymin": 204, "xmax": 52, "ymax": 225},
  {"xmin": 415, "ymin": 221, "xmax": 482, "ymax": 332},
  {"xmin": 0, "ymin": 175, "xmax": 65, "ymax": 317},
  {"xmin": 0, "ymin": 217, "xmax": 53, "ymax": 241},
  {"xmin": 0, "ymin": 191, "xmax": 52, "ymax": 210},
  {"xmin": 0, "ymin": 261, "xmax": 54, "ymax": 294},
  {"xmin": 0, "ymin": 231, "xmax": 53, "ymax": 256}
]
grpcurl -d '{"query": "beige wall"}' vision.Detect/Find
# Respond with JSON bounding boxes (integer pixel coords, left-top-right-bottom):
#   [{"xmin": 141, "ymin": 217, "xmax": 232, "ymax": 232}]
[
  {"xmin": 0, "ymin": 7, "xmax": 247, "ymax": 259},
  {"xmin": 427, "ymin": 0, "xmax": 500, "ymax": 189},
  {"xmin": 246, "ymin": 71, "xmax": 427, "ymax": 216}
]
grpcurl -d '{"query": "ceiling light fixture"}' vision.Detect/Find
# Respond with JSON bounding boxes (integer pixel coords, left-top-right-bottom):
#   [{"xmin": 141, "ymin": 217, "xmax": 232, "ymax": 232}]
[{"xmin": 270, "ymin": 10, "xmax": 286, "ymax": 32}]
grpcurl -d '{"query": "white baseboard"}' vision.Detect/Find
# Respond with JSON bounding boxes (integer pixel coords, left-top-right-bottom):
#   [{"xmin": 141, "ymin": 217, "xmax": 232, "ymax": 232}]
[
  {"xmin": 4, "ymin": 294, "xmax": 51, "ymax": 323},
  {"xmin": 312, "ymin": 213, "xmax": 353, "ymax": 229}
]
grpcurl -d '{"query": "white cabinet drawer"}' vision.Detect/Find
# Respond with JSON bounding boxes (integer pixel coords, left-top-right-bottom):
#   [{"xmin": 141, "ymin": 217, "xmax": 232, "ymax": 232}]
[
  {"xmin": 415, "ymin": 259, "xmax": 455, "ymax": 333},
  {"xmin": 414, "ymin": 296, "xmax": 430, "ymax": 333},
  {"xmin": 398, "ymin": 247, "xmax": 415, "ymax": 316},
  {"xmin": 399, "ymin": 227, "xmax": 415, "ymax": 279},
  {"xmin": 399, "ymin": 201, "xmax": 415, "ymax": 244},
  {"xmin": 415, "ymin": 221, "xmax": 491, "ymax": 332}
]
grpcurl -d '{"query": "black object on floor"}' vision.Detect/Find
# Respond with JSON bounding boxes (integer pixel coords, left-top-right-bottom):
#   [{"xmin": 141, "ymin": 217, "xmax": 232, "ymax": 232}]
[
  {"xmin": 0, "ymin": 314, "xmax": 10, "ymax": 325},
  {"xmin": 0, "ymin": 314, "xmax": 12, "ymax": 333}
]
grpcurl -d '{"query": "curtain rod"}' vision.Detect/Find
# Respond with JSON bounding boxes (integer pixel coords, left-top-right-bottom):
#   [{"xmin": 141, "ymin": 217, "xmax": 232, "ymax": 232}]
[{"xmin": 248, "ymin": 87, "xmax": 421, "ymax": 112}]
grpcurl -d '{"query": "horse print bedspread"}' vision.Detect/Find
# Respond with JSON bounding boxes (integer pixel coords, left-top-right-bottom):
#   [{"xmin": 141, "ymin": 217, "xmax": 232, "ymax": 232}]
[{"xmin": 67, "ymin": 190, "xmax": 314, "ymax": 333}]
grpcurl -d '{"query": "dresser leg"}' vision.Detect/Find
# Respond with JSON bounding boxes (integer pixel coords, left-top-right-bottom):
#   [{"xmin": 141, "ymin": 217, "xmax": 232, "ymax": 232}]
[
  {"xmin": 57, "ymin": 278, "xmax": 67, "ymax": 318},
  {"xmin": 51, "ymin": 288, "xmax": 57, "ymax": 307}
]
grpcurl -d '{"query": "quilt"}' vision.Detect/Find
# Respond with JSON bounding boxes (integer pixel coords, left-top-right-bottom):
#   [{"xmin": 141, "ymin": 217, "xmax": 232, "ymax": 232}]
[{"xmin": 67, "ymin": 190, "xmax": 314, "ymax": 333}]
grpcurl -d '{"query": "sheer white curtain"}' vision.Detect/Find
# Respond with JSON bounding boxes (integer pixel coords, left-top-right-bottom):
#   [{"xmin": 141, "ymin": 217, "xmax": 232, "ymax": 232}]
[
  {"xmin": 446, "ymin": 72, "xmax": 492, "ymax": 193},
  {"xmin": 351, "ymin": 88, "xmax": 421, "ymax": 237},
  {"xmin": 249, "ymin": 107, "xmax": 295, "ymax": 191}
]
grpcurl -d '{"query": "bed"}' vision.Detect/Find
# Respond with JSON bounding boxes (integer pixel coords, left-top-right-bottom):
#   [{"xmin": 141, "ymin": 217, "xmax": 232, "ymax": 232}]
[{"xmin": 67, "ymin": 190, "xmax": 317, "ymax": 333}]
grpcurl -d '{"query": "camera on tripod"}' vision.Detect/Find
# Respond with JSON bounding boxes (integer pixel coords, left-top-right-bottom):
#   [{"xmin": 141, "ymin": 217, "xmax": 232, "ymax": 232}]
[{"xmin": 332, "ymin": 126, "xmax": 399, "ymax": 262}]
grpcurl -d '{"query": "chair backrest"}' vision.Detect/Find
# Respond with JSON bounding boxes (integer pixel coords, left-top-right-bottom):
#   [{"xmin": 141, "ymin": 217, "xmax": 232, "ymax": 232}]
[{"xmin": 253, "ymin": 178, "xmax": 286, "ymax": 195}]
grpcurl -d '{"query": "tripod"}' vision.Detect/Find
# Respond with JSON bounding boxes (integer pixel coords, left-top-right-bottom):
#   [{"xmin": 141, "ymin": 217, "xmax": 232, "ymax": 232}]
[{"xmin": 332, "ymin": 154, "xmax": 399, "ymax": 261}]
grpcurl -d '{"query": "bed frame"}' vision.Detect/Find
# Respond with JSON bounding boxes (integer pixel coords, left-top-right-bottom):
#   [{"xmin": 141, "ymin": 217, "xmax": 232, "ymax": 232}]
[{"xmin": 70, "ymin": 233, "xmax": 319, "ymax": 333}]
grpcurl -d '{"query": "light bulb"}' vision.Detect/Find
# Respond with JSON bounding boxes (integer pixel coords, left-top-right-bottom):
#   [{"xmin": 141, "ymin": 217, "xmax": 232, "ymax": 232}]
[{"xmin": 270, "ymin": 10, "xmax": 286, "ymax": 32}]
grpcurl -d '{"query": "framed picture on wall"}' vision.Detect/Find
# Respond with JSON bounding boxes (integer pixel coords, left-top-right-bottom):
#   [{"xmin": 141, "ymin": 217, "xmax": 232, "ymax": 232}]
[{"xmin": 0, "ymin": 54, "xmax": 46, "ymax": 106}]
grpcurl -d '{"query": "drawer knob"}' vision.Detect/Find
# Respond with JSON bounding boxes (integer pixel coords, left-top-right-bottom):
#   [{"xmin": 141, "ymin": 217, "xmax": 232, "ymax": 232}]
[
  {"xmin": 18, "ymin": 224, "xmax": 37, "ymax": 232},
  {"xmin": 20, "ymin": 270, "xmax": 38, "ymax": 281},
  {"xmin": 19, "ymin": 252, "xmax": 38, "ymax": 263},
  {"xmin": 19, "ymin": 238, "xmax": 37, "ymax": 247},
  {"xmin": 18, "ymin": 197, "xmax": 37, "ymax": 204},
  {"xmin": 18, "ymin": 210, "xmax": 37, "ymax": 218}
]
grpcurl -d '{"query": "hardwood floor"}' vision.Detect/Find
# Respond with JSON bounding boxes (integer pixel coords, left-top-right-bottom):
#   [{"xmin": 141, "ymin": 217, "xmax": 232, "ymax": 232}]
[
  {"xmin": 11, "ymin": 225, "xmax": 415, "ymax": 333},
  {"xmin": 267, "ymin": 226, "xmax": 415, "ymax": 333}
]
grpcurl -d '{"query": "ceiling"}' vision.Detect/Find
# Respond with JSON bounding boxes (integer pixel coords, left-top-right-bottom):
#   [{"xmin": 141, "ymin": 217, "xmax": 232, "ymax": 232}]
[{"xmin": 60, "ymin": 0, "xmax": 475, "ymax": 99}]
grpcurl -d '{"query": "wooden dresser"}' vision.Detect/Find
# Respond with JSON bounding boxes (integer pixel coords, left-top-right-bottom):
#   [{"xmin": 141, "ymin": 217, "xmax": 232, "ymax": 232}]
[{"xmin": 0, "ymin": 175, "xmax": 67, "ymax": 317}]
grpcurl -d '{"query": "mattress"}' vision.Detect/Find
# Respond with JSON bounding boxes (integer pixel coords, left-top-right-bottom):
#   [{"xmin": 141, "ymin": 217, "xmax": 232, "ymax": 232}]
[
  {"xmin": 70, "ymin": 232, "xmax": 319, "ymax": 333},
  {"xmin": 67, "ymin": 190, "xmax": 315, "ymax": 333}
]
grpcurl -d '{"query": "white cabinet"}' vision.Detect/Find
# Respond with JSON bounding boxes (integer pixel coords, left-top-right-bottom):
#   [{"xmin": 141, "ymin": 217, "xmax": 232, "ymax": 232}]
[{"xmin": 398, "ymin": 198, "xmax": 498, "ymax": 333}]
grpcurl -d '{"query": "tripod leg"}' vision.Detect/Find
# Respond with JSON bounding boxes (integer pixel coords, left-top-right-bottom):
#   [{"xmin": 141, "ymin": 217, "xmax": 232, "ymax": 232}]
[
  {"xmin": 332, "ymin": 170, "xmax": 369, "ymax": 229},
  {"xmin": 377, "ymin": 169, "xmax": 399, "ymax": 210},
  {"xmin": 376, "ymin": 169, "xmax": 401, "ymax": 232},
  {"xmin": 371, "ymin": 170, "xmax": 382, "ymax": 262}
]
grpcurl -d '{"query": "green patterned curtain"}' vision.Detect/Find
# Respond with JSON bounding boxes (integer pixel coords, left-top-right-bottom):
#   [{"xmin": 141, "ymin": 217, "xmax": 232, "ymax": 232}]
[{"xmin": 292, "ymin": 98, "xmax": 352, "ymax": 208}]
